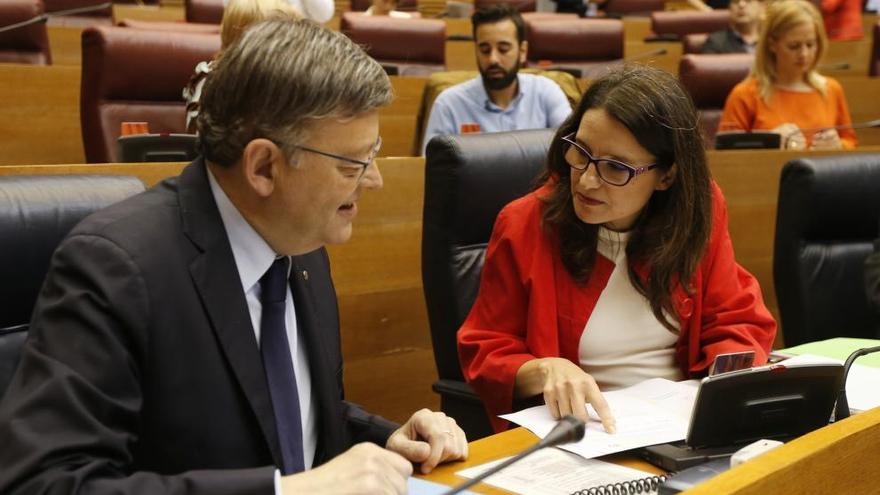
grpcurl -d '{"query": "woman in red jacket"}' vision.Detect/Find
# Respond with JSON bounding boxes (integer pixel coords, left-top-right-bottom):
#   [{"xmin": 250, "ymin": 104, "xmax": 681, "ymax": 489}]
[{"xmin": 457, "ymin": 65, "xmax": 777, "ymax": 433}]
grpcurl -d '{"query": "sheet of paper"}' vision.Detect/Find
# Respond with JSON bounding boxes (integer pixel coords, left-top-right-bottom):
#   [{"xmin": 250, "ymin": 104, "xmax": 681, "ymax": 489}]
[
  {"xmin": 500, "ymin": 378, "xmax": 699, "ymax": 459},
  {"xmin": 776, "ymin": 353, "xmax": 880, "ymax": 413},
  {"xmin": 455, "ymin": 447, "xmax": 659, "ymax": 495},
  {"xmin": 779, "ymin": 338, "xmax": 880, "ymax": 368}
]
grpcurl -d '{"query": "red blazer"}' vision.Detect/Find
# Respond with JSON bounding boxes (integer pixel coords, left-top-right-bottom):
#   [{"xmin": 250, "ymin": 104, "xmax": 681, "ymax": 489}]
[{"xmin": 458, "ymin": 183, "xmax": 777, "ymax": 432}]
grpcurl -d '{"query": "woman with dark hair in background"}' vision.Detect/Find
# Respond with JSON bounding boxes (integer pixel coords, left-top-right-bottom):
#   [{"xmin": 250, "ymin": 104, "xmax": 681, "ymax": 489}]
[{"xmin": 458, "ymin": 64, "xmax": 777, "ymax": 433}]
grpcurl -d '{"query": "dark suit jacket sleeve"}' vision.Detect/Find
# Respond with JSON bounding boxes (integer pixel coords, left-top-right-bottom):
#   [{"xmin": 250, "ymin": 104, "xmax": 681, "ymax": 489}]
[
  {"xmin": 0, "ymin": 234, "xmax": 274, "ymax": 495},
  {"xmin": 867, "ymin": 229, "xmax": 880, "ymax": 313}
]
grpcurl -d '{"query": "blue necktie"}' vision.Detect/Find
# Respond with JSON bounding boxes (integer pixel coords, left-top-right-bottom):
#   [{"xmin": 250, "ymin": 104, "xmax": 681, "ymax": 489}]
[{"xmin": 259, "ymin": 257, "xmax": 305, "ymax": 475}]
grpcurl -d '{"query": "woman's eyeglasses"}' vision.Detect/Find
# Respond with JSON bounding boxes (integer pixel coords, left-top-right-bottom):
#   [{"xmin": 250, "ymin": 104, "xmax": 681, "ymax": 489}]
[{"xmin": 561, "ymin": 133, "xmax": 657, "ymax": 187}]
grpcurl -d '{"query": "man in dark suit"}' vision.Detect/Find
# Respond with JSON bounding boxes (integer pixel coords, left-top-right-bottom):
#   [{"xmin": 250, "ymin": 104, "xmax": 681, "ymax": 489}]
[
  {"xmin": 0, "ymin": 19, "xmax": 466, "ymax": 494},
  {"xmin": 701, "ymin": 0, "xmax": 763, "ymax": 54},
  {"xmin": 867, "ymin": 221, "xmax": 880, "ymax": 315}
]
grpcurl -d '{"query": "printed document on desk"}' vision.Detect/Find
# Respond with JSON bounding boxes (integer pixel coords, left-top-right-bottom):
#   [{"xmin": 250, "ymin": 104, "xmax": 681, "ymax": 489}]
[
  {"xmin": 455, "ymin": 447, "xmax": 659, "ymax": 495},
  {"xmin": 500, "ymin": 378, "xmax": 699, "ymax": 459}
]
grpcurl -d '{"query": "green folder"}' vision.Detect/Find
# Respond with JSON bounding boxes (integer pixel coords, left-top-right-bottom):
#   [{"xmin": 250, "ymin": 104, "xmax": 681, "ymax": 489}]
[{"xmin": 778, "ymin": 338, "xmax": 880, "ymax": 368}]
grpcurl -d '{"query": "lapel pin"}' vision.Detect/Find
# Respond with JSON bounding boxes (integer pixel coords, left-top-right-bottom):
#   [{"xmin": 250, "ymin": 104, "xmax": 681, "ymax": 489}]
[{"xmin": 302, "ymin": 270, "xmax": 309, "ymax": 281}]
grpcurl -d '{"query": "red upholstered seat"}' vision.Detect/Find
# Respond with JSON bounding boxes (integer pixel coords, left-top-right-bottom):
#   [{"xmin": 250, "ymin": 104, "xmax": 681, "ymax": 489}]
[
  {"xmin": 79, "ymin": 26, "xmax": 221, "ymax": 163},
  {"xmin": 677, "ymin": 53, "xmax": 753, "ymax": 149},
  {"xmin": 349, "ymin": 0, "xmax": 418, "ymax": 12},
  {"xmin": 474, "ymin": 0, "xmax": 536, "ymax": 12},
  {"xmin": 341, "ymin": 12, "xmax": 445, "ymax": 76},
  {"xmin": 185, "ymin": 0, "xmax": 224, "ymax": 24},
  {"xmin": 604, "ymin": 0, "xmax": 665, "ymax": 17},
  {"xmin": 0, "ymin": 0, "xmax": 51, "ymax": 65},
  {"xmin": 651, "ymin": 10, "xmax": 730, "ymax": 38},
  {"xmin": 525, "ymin": 17, "xmax": 624, "ymax": 79},
  {"xmin": 118, "ymin": 19, "xmax": 221, "ymax": 34}
]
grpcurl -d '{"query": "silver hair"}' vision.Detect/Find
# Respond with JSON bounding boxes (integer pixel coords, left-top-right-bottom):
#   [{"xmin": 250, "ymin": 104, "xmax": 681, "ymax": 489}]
[{"xmin": 197, "ymin": 18, "xmax": 393, "ymax": 166}]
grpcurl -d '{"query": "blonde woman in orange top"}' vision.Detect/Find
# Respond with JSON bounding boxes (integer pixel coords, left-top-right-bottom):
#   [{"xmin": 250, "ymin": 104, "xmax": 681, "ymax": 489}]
[{"xmin": 719, "ymin": 0, "xmax": 857, "ymax": 150}]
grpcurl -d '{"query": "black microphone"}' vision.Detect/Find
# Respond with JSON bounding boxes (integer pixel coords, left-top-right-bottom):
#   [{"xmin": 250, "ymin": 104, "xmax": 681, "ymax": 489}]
[
  {"xmin": 440, "ymin": 415, "xmax": 586, "ymax": 495},
  {"xmin": 833, "ymin": 345, "xmax": 880, "ymax": 421},
  {"xmin": 819, "ymin": 61, "xmax": 851, "ymax": 71},
  {"xmin": 799, "ymin": 118, "xmax": 880, "ymax": 134}
]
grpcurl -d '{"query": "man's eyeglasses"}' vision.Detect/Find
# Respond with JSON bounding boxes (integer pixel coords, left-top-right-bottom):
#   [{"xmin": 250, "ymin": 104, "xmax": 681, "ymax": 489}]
[
  {"xmin": 295, "ymin": 136, "xmax": 383, "ymax": 181},
  {"xmin": 561, "ymin": 133, "xmax": 657, "ymax": 187}
]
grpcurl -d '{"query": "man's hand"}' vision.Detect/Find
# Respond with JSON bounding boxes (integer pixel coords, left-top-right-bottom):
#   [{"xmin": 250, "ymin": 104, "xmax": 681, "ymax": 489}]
[
  {"xmin": 280, "ymin": 443, "xmax": 411, "ymax": 495},
  {"xmin": 386, "ymin": 409, "xmax": 468, "ymax": 474}
]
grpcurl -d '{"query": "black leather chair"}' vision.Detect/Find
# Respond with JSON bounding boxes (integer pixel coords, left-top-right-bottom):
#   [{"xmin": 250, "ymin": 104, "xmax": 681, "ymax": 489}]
[
  {"xmin": 0, "ymin": 175, "xmax": 145, "ymax": 398},
  {"xmin": 422, "ymin": 129, "xmax": 553, "ymax": 440},
  {"xmin": 773, "ymin": 155, "xmax": 880, "ymax": 346}
]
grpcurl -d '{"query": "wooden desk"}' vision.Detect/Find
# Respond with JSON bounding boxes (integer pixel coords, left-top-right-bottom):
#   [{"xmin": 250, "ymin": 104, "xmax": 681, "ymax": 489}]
[
  {"xmin": 381, "ymin": 77, "xmax": 428, "ymax": 156},
  {"xmin": 419, "ymin": 427, "xmax": 664, "ymax": 494},
  {"xmin": 0, "ymin": 63, "xmax": 424, "ymax": 164},
  {"xmin": 0, "ymin": 64, "xmax": 84, "ymax": 165},
  {"xmin": 839, "ymin": 76, "xmax": 880, "ymax": 147},
  {"xmin": 822, "ymin": 39, "xmax": 873, "ymax": 76},
  {"xmin": 112, "ymin": 4, "xmax": 185, "ymax": 24},
  {"xmin": 625, "ymin": 40, "xmax": 682, "ymax": 75},
  {"xmin": 47, "ymin": 26, "xmax": 85, "ymax": 66},
  {"xmin": 708, "ymin": 146, "xmax": 880, "ymax": 346},
  {"xmin": 423, "ymin": 408, "xmax": 880, "ymax": 494}
]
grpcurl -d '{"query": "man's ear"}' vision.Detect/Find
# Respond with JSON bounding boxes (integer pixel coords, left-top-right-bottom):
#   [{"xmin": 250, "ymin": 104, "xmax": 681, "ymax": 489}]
[
  {"xmin": 656, "ymin": 163, "xmax": 677, "ymax": 191},
  {"xmin": 519, "ymin": 40, "xmax": 528, "ymax": 64},
  {"xmin": 241, "ymin": 138, "xmax": 285, "ymax": 198}
]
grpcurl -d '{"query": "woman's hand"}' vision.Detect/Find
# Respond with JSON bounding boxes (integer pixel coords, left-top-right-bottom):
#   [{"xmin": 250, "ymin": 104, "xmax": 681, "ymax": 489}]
[
  {"xmin": 810, "ymin": 128, "xmax": 843, "ymax": 150},
  {"xmin": 773, "ymin": 123, "xmax": 807, "ymax": 150},
  {"xmin": 515, "ymin": 358, "xmax": 616, "ymax": 433}
]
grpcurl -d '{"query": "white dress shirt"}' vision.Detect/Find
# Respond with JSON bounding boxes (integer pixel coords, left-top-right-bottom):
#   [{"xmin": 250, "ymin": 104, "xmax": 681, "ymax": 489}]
[{"xmin": 207, "ymin": 169, "xmax": 317, "ymax": 486}]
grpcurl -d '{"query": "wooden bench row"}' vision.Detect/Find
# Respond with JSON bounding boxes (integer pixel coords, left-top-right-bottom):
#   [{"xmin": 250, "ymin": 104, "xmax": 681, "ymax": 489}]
[
  {"xmin": 3, "ymin": 146, "xmax": 878, "ymax": 420},
  {"xmin": 2, "ymin": 62, "xmax": 879, "ymax": 166}
]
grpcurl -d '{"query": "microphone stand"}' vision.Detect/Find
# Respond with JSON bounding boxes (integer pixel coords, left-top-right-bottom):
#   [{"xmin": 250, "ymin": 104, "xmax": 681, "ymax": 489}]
[
  {"xmin": 441, "ymin": 415, "xmax": 586, "ymax": 495},
  {"xmin": 833, "ymin": 345, "xmax": 880, "ymax": 421},
  {"xmin": 0, "ymin": 2, "xmax": 112, "ymax": 35}
]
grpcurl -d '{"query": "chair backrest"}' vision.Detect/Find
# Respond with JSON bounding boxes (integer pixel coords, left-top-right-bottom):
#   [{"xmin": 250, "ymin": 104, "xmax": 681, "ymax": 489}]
[
  {"xmin": 43, "ymin": 0, "xmax": 157, "ymax": 16},
  {"xmin": 871, "ymin": 21, "xmax": 879, "ymax": 77},
  {"xmin": 473, "ymin": 0, "xmax": 537, "ymax": 12},
  {"xmin": 185, "ymin": 0, "xmax": 224, "ymax": 24},
  {"xmin": 0, "ymin": 0, "xmax": 51, "ymax": 65},
  {"xmin": 422, "ymin": 129, "xmax": 552, "ymax": 384},
  {"xmin": 0, "ymin": 325, "xmax": 28, "ymax": 401},
  {"xmin": 350, "ymin": 0, "xmax": 418, "ymax": 11},
  {"xmin": 0, "ymin": 175, "xmax": 146, "ymax": 330},
  {"xmin": 80, "ymin": 26, "xmax": 220, "ymax": 163},
  {"xmin": 525, "ymin": 18, "xmax": 624, "ymax": 78},
  {"xmin": 677, "ymin": 53, "xmax": 752, "ymax": 148},
  {"xmin": 683, "ymin": 32, "xmax": 709, "ymax": 54},
  {"xmin": 773, "ymin": 155, "xmax": 880, "ymax": 346},
  {"xmin": 340, "ymin": 13, "xmax": 445, "ymax": 76},
  {"xmin": 118, "ymin": 19, "xmax": 221, "ymax": 34},
  {"xmin": 603, "ymin": 0, "xmax": 665, "ymax": 16},
  {"xmin": 651, "ymin": 10, "xmax": 730, "ymax": 38}
]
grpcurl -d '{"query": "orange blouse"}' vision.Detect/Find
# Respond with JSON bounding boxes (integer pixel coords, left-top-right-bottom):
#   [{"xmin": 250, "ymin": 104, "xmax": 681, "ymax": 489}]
[{"xmin": 719, "ymin": 77, "xmax": 857, "ymax": 149}]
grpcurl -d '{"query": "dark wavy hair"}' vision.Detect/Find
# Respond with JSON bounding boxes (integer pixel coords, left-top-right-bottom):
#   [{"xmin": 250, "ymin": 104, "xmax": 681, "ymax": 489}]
[{"xmin": 539, "ymin": 65, "xmax": 712, "ymax": 331}]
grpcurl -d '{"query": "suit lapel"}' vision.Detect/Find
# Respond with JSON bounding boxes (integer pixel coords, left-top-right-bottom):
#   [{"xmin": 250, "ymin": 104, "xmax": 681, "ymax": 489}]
[{"xmin": 179, "ymin": 159, "xmax": 284, "ymax": 467}]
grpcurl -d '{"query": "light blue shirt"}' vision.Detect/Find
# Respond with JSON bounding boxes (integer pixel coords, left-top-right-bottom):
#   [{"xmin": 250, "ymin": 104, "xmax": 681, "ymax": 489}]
[
  {"xmin": 207, "ymin": 168, "xmax": 317, "ymax": 489},
  {"xmin": 422, "ymin": 73, "xmax": 571, "ymax": 154}
]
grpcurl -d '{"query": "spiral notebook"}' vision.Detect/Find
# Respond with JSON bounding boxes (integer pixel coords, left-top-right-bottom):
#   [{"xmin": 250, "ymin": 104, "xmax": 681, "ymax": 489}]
[{"xmin": 456, "ymin": 447, "xmax": 671, "ymax": 495}]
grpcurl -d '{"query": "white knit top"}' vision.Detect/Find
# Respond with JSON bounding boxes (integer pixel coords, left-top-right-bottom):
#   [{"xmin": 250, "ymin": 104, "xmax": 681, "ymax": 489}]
[{"xmin": 578, "ymin": 228, "xmax": 683, "ymax": 390}]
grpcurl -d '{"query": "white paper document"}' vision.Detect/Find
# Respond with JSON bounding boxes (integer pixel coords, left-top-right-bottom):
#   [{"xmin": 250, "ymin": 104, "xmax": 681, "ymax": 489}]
[
  {"xmin": 778, "ymin": 354, "xmax": 880, "ymax": 413},
  {"xmin": 500, "ymin": 378, "xmax": 699, "ymax": 459},
  {"xmin": 456, "ymin": 447, "xmax": 659, "ymax": 495}
]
